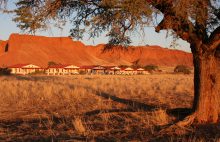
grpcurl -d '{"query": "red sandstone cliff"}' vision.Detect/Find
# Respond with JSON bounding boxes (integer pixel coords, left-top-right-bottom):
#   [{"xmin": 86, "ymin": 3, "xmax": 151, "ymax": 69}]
[
  {"xmin": 0, "ymin": 34, "xmax": 107, "ymax": 67},
  {"xmin": 86, "ymin": 44, "xmax": 193, "ymax": 67},
  {"xmin": 0, "ymin": 40, "xmax": 7, "ymax": 55},
  {"xmin": 0, "ymin": 34, "xmax": 193, "ymax": 67}
]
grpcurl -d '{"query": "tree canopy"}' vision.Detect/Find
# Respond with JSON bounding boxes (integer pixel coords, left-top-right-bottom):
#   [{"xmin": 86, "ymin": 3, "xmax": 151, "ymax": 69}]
[{"xmin": 1, "ymin": 0, "xmax": 219, "ymax": 50}]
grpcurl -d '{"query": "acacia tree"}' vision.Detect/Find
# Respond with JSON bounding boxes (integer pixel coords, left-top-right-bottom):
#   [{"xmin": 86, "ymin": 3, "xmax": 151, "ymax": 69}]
[{"xmin": 1, "ymin": 0, "xmax": 220, "ymax": 124}]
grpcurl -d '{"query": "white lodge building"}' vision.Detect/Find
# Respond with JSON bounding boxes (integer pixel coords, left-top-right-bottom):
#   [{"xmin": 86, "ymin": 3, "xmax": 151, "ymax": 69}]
[
  {"xmin": 120, "ymin": 67, "xmax": 135, "ymax": 75},
  {"xmin": 46, "ymin": 65, "xmax": 80, "ymax": 75},
  {"xmin": 9, "ymin": 64, "xmax": 41, "ymax": 75},
  {"xmin": 136, "ymin": 68, "xmax": 149, "ymax": 75},
  {"xmin": 91, "ymin": 66, "xmax": 106, "ymax": 74},
  {"xmin": 105, "ymin": 66, "xmax": 121, "ymax": 75},
  {"xmin": 7, "ymin": 63, "xmax": 149, "ymax": 76}
]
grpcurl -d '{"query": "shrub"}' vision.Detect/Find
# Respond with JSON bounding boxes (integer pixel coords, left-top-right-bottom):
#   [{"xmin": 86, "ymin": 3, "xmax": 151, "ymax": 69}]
[
  {"xmin": 174, "ymin": 65, "xmax": 191, "ymax": 74},
  {"xmin": 119, "ymin": 65, "xmax": 129, "ymax": 68},
  {"xmin": 79, "ymin": 70, "xmax": 86, "ymax": 75},
  {"xmin": 0, "ymin": 68, "xmax": 11, "ymax": 76},
  {"xmin": 131, "ymin": 64, "xmax": 141, "ymax": 69},
  {"xmin": 144, "ymin": 64, "xmax": 158, "ymax": 72},
  {"xmin": 48, "ymin": 61, "xmax": 59, "ymax": 67},
  {"xmin": 132, "ymin": 59, "xmax": 141, "ymax": 69}
]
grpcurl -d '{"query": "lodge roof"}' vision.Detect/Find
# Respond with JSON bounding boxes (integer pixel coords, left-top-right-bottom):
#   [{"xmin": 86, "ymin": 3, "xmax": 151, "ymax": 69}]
[
  {"xmin": 80, "ymin": 65, "xmax": 107, "ymax": 70},
  {"xmin": 121, "ymin": 67, "xmax": 134, "ymax": 71},
  {"xmin": 8, "ymin": 64, "xmax": 41, "ymax": 69},
  {"xmin": 7, "ymin": 64, "xmax": 147, "ymax": 71},
  {"xmin": 80, "ymin": 65, "xmax": 96, "ymax": 69},
  {"xmin": 8, "ymin": 64, "xmax": 29, "ymax": 68},
  {"xmin": 137, "ymin": 68, "xmax": 145, "ymax": 71},
  {"xmin": 47, "ymin": 64, "xmax": 79, "ymax": 69},
  {"xmin": 92, "ymin": 66, "xmax": 106, "ymax": 70},
  {"xmin": 107, "ymin": 66, "xmax": 121, "ymax": 70}
]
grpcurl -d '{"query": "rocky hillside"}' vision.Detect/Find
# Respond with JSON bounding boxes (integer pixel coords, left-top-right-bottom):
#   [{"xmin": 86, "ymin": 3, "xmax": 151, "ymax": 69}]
[
  {"xmin": 0, "ymin": 34, "xmax": 193, "ymax": 67},
  {"xmin": 0, "ymin": 40, "xmax": 7, "ymax": 55},
  {"xmin": 86, "ymin": 44, "xmax": 192, "ymax": 67}
]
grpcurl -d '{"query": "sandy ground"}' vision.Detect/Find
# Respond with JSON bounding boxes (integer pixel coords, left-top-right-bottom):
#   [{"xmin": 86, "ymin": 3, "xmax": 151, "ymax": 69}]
[{"xmin": 0, "ymin": 74, "xmax": 219, "ymax": 141}]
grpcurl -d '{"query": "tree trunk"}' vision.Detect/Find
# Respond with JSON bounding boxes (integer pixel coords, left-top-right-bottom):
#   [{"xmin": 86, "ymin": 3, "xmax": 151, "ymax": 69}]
[{"xmin": 192, "ymin": 46, "xmax": 220, "ymax": 123}]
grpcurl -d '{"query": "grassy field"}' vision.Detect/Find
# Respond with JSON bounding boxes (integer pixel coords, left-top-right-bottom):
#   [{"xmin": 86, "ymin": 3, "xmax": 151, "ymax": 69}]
[{"xmin": 0, "ymin": 74, "xmax": 219, "ymax": 141}]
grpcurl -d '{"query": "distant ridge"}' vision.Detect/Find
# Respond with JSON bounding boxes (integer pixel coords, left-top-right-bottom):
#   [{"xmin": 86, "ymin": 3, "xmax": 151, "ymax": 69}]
[{"xmin": 0, "ymin": 34, "xmax": 193, "ymax": 67}]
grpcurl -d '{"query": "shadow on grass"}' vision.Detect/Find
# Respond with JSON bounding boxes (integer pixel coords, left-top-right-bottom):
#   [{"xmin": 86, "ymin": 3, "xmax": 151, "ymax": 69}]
[
  {"xmin": 166, "ymin": 108, "xmax": 192, "ymax": 120},
  {"xmin": 0, "ymin": 87, "xmax": 196, "ymax": 142},
  {"xmin": 15, "ymin": 75, "xmax": 57, "ymax": 81},
  {"xmin": 84, "ymin": 90, "xmax": 161, "ymax": 117},
  {"xmin": 85, "ymin": 108, "xmax": 135, "ymax": 116},
  {"xmin": 96, "ymin": 91, "xmax": 159, "ymax": 110},
  {"xmin": 85, "ymin": 90, "xmax": 192, "ymax": 119}
]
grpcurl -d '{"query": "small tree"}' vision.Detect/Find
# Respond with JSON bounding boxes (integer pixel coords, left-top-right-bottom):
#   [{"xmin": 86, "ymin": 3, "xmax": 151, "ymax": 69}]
[
  {"xmin": 79, "ymin": 70, "xmax": 86, "ymax": 75},
  {"xmin": 119, "ymin": 65, "xmax": 129, "ymax": 68},
  {"xmin": 174, "ymin": 65, "xmax": 191, "ymax": 74},
  {"xmin": 48, "ymin": 61, "xmax": 59, "ymax": 67},
  {"xmin": 0, "ymin": 68, "xmax": 11, "ymax": 76},
  {"xmin": 144, "ymin": 64, "xmax": 158, "ymax": 73},
  {"xmin": 131, "ymin": 59, "xmax": 141, "ymax": 69}
]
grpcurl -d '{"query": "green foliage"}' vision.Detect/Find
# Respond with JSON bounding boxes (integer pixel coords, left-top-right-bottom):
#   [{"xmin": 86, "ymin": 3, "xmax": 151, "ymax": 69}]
[
  {"xmin": 119, "ymin": 65, "xmax": 129, "ymax": 68},
  {"xmin": 0, "ymin": 68, "xmax": 11, "ymax": 76},
  {"xmin": 174, "ymin": 65, "xmax": 191, "ymax": 74},
  {"xmin": 131, "ymin": 65, "xmax": 141, "ymax": 69},
  {"xmin": 79, "ymin": 70, "xmax": 86, "ymax": 75},
  {"xmin": 0, "ymin": 0, "xmax": 217, "ymax": 49},
  {"xmin": 131, "ymin": 59, "xmax": 141, "ymax": 69},
  {"xmin": 144, "ymin": 64, "xmax": 158, "ymax": 72},
  {"xmin": 48, "ymin": 61, "xmax": 59, "ymax": 67},
  {"xmin": 13, "ymin": 0, "xmax": 47, "ymax": 33},
  {"xmin": 13, "ymin": 0, "xmax": 153, "ymax": 46},
  {"xmin": 3, "ymin": 0, "xmax": 219, "ymax": 51}
]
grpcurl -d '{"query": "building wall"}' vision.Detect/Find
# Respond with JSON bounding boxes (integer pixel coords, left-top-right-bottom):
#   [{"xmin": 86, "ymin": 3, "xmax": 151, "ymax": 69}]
[
  {"xmin": 120, "ymin": 70, "xmax": 135, "ymax": 75},
  {"xmin": 11, "ymin": 68, "xmax": 38, "ymax": 75},
  {"xmin": 46, "ymin": 68, "xmax": 79, "ymax": 75},
  {"xmin": 92, "ymin": 69, "xmax": 105, "ymax": 74},
  {"xmin": 79, "ymin": 69, "xmax": 92, "ymax": 74},
  {"xmin": 65, "ymin": 69, "xmax": 79, "ymax": 74},
  {"xmin": 10, "ymin": 65, "xmax": 148, "ymax": 76},
  {"xmin": 11, "ymin": 68, "xmax": 25, "ymax": 75}
]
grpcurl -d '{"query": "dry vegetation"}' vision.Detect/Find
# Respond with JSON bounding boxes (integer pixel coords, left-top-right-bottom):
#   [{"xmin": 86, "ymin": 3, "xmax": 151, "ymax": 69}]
[{"xmin": 0, "ymin": 74, "xmax": 219, "ymax": 141}]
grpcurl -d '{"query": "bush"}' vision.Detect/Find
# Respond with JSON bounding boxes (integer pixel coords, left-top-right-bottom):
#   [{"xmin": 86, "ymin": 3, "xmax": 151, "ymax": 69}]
[
  {"xmin": 79, "ymin": 70, "xmax": 86, "ymax": 75},
  {"xmin": 174, "ymin": 65, "xmax": 191, "ymax": 74},
  {"xmin": 119, "ymin": 65, "xmax": 129, "ymax": 68},
  {"xmin": 0, "ymin": 68, "xmax": 11, "ymax": 76},
  {"xmin": 48, "ymin": 61, "xmax": 59, "ymax": 67},
  {"xmin": 144, "ymin": 64, "xmax": 158, "ymax": 72}
]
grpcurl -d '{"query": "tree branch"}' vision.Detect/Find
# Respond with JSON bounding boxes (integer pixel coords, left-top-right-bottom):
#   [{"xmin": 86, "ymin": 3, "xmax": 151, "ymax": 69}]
[
  {"xmin": 149, "ymin": 0, "xmax": 204, "ymax": 52},
  {"xmin": 154, "ymin": 11, "xmax": 200, "ymax": 53},
  {"xmin": 208, "ymin": 26, "xmax": 220, "ymax": 50},
  {"xmin": 155, "ymin": 15, "xmax": 195, "ymax": 43}
]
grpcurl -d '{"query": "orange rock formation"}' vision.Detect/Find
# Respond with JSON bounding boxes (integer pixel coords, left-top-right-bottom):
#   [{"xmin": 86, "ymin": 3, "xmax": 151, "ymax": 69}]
[{"xmin": 0, "ymin": 34, "xmax": 193, "ymax": 67}]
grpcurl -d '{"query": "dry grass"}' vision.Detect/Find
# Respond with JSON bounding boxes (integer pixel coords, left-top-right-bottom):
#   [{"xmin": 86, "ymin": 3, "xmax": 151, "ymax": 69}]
[{"xmin": 0, "ymin": 74, "xmax": 219, "ymax": 141}]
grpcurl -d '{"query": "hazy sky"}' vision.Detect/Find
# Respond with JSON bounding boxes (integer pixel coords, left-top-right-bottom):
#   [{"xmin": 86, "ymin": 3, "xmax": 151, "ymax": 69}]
[{"xmin": 0, "ymin": 1, "xmax": 191, "ymax": 52}]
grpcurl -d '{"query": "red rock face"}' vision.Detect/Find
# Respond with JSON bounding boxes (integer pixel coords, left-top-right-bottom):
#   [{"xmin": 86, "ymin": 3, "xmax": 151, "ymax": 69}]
[
  {"xmin": 87, "ymin": 45, "xmax": 193, "ymax": 67},
  {"xmin": 0, "ymin": 40, "xmax": 7, "ymax": 55},
  {"xmin": 0, "ymin": 34, "xmax": 107, "ymax": 67},
  {"xmin": 0, "ymin": 34, "xmax": 193, "ymax": 67}
]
